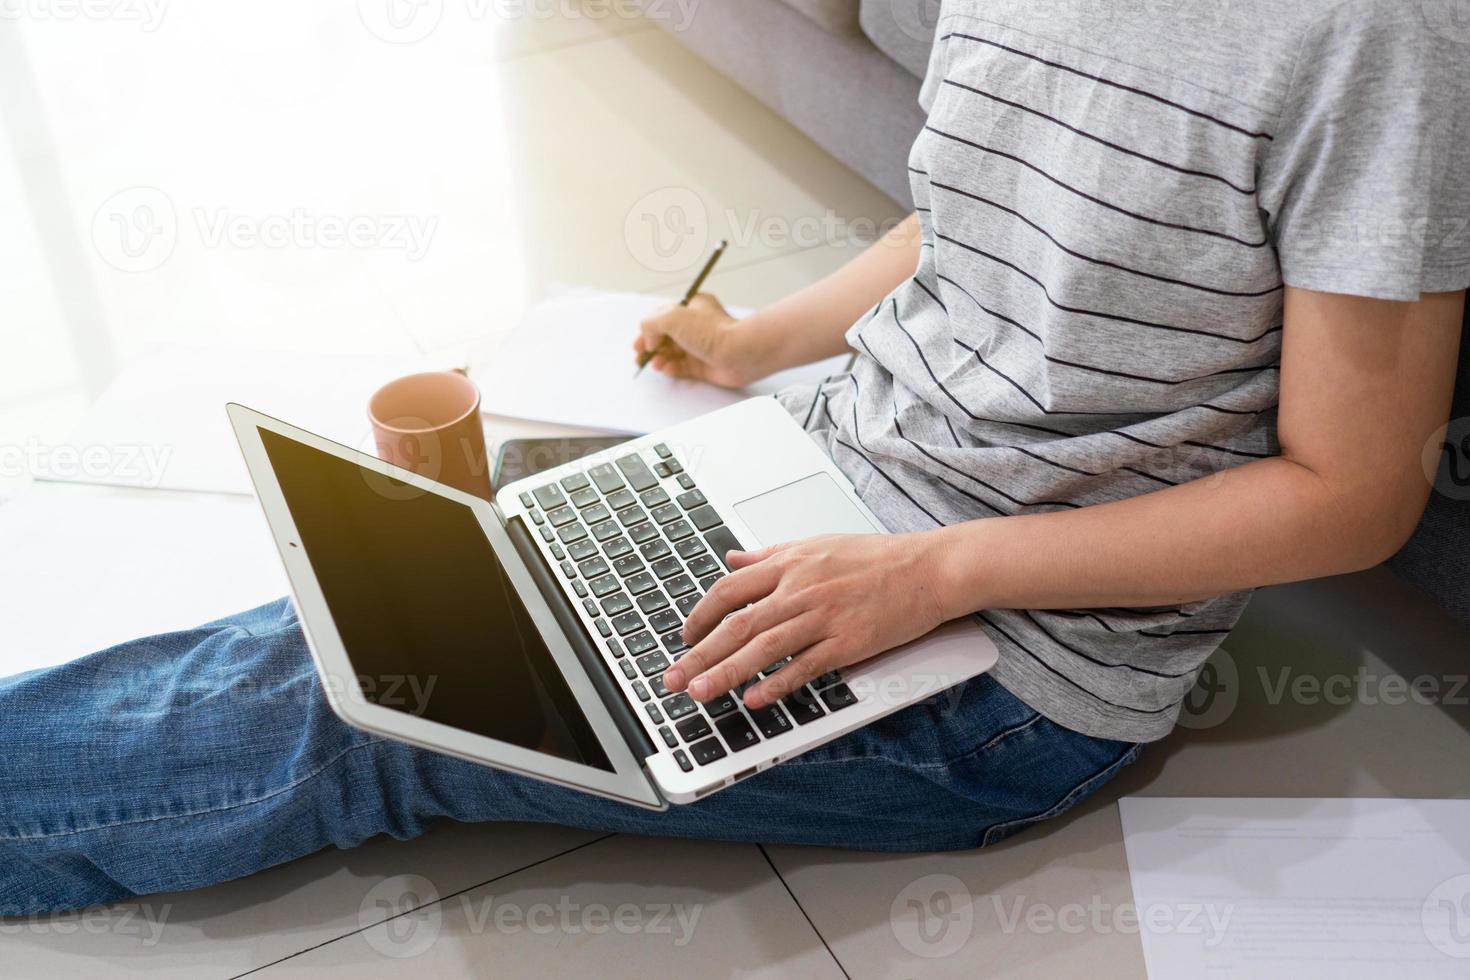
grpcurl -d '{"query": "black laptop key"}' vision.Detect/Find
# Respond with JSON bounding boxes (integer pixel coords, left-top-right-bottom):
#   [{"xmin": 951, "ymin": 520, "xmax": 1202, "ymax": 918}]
[
  {"xmin": 661, "ymin": 692, "xmax": 697, "ymax": 720},
  {"xmin": 650, "ymin": 556, "xmax": 681, "ymax": 580},
  {"xmin": 589, "ymin": 574, "xmax": 620, "ymax": 598},
  {"xmin": 686, "ymin": 554, "xmax": 719, "ymax": 578},
  {"xmin": 538, "ymin": 525, "xmax": 554, "ymax": 543},
  {"xmin": 783, "ymin": 688, "xmax": 827, "ymax": 724},
  {"xmin": 664, "ymin": 520, "xmax": 694, "ymax": 542},
  {"xmin": 819, "ymin": 683, "xmax": 858, "ymax": 711},
  {"xmin": 557, "ymin": 522, "xmax": 588, "ymax": 544},
  {"xmin": 615, "ymin": 453, "xmax": 659, "ymax": 492},
  {"xmin": 605, "ymin": 637, "xmax": 624, "ymax": 659},
  {"xmin": 659, "ymin": 726, "xmax": 678, "ymax": 748},
  {"xmin": 639, "ymin": 487, "xmax": 670, "ymax": 508},
  {"xmin": 617, "ymin": 506, "xmax": 647, "ymax": 528},
  {"xmin": 567, "ymin": 538, "xmax": 598, "ymax": 561},
  {"xmin": 698, "ymin": 573, "xmax": 724, "ymax": 592},
  {"xmin": 674, "ymin": 537, "xmax": 706, "ymax": 560},
  {"xmin": 582, "ymin": 502, "xmax": 611, "ymax": 525},
  {"xmin": 649, "ymin": 672, "xmax": 670, "ymax": 698},
  {"xmin": 812, "ymin": 670, "xmax": 843, "ymax": 690},
  {"xmin": 519, "ymin": 491, "xmax": 535, "ymax": 508},
  {"xmin": 626, "ymin": 631, "xmax": 658, "ymax": 656},
  {"xmin": 613, "ymin": 554, "xmax": 646, "ymax": 577},
  {"xmin": 612, "ymin": 611, "xmax": 644, "ymax": 636},
  {"xmin": 602, "ymin": 536, "xmax": 633, "ymax": 559},
  {"xmin": 689, "ymin": 737, "xmax": 726, "ymax": 766},
  {"xmin": 559, "ymin": 560, "xmax": 577, "ymax": 579},
  {"xmin": 591, "ymin": 521, "xmax": 620, "ymax": 543},
  {"xmin": 674, "ymin": 749, "xmax": 693, "ymax": 771},
  {"xmin": 570, "ymin": 486, "xmax": 600, "ymax": 509},
  {"xmin": 675, "ymin": 714, "xmax": 712, "ymax": 742},
  {"xmin": 715, "ymin": 713, "xmax": 760, "ymax": 752},
  {"xmin": 654, "ymin": 461, "xmax": 673, "ymax": 478},
  {"xmin": 648, "ymin": 608, "xmax": 681, "ymax": 635},
  {"xmin": 618, "ymin": 659, "xmax": 637, "ymax": 680},
  {"xmin": 626, "ymin": 571, "xmax": 657, "ymax": 595},
  {"xmin": 578, "ymin": 556, "xmax": 609, "ymax": 578},
  {"xmin": 635, "ymin": 651, "xmax": 670, "ymax": 677},
  {"xmin": 582, "ymin": 598, "xmax": 599, "ymax": 618},
  {"xmin": 654, "ymin": 443, "xmax": 672, "ymax": 459},
  {"xmin": 560, "ymin": 472, "xmax": 589, "ymax": 493},
  {"xmin": 550, "ymin": 543, "xmax": 565, "ymax": 560},
  {"xmin": 701, "ymin": 690, "xmax": 738, "ymax": 718},
  {"xmin": 676, "ymin": 592, "xmax": 701, "ymax": 617},
  {"xmin": 703, "ymin": 526, "xmax": 743, "ymax": 569},
  {"xmin": 645, "ymin": 703, "xmax": 664, "ymax": 725},
  {"xmin": 665, "ymin": 457, "xmax": 684, "ymax": 474},
  {"xmin": 532, "ymin": 484, "xmax": 566, "ymax": 510},
  {"xmin": 630, "ymin": 680, "xmax": 649, "ymax": 702},
  {"xmin": 676, "ymin": 489, "xmax": 707, "ymax": 510},
  {"xmin": 571, "ymin": 579, "xmax": 587, "ymax": 598},
  {"xmin": 637, "ymin": 591, "xmax": 669, "ymax": 614},
  {"xmin": 605, "ymin": 487, "xmax": 636, "ymax": 511},
  {"xmin": 588, "ymin": 462, "xmax": 624, "ymax": 495},
  {"xmin": 687, "ymin": 505, "xmax": 722, "ymax": 532},
  {"xmin": 661, "ymin": 630, "xmax": 689, "ymax": 654},
  {"xmin": 677, "ymin": 473, "xmax": 695, "ymax": 490},
  {"xmin": 529, "ymin": 509, "xmax": 544, "ymax": 525},
  {"xmin": 747, "ymin": 702, "xmax": 792, "ymax": 739},
  {"xmin": 594, "ymin": 618, "xmax": 611, "ymax": 638},
  {"xmin": 664, "ymin": 574, "xmax": 696, "ymax": 598},
  {"xmin": 651, "ymin": 503, "xmax": 681, "ymax": 525},
  {"xmin": 639, "ymin": 539, "xmax": 671, "ymax": 562},
  {"xmin": 600, "ymin": 592, "xmax": 633, "ymax": 617},
  {"xmin": 628, "ymin": 522, "xmax": 659, "ymax": 544}
]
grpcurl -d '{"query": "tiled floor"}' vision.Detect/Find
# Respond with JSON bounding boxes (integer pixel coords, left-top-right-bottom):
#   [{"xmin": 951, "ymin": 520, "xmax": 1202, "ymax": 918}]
[{"xmin": 5, "ymin": 5, "xmax": 1470, "ymax": 979}]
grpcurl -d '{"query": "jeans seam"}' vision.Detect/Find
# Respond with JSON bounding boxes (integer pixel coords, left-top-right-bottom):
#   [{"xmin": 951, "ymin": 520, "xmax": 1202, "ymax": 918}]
[
  {"xmin": 0, "ymin": 737, "xmax": 384, "ymax": 843},
  {"xmin": 979, "ymin": 742, "xmax": 1141, "ymax": 847}
]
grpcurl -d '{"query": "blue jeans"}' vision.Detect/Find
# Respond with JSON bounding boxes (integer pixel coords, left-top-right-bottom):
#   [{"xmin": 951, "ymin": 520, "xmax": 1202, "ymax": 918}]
[{"xmin": 0, "ymin": 599, "xmax": 1142, "ymax": 915}]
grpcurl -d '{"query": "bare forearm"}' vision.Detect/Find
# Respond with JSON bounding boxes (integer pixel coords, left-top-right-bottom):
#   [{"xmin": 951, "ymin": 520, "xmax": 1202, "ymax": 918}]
[
  {"xmin": 923, "ymin": 456, "xmax": 1427, "ymax": 616},
  {"xmin": 743, "ymin": 213, "xmax": 921, "ymax": 372}
]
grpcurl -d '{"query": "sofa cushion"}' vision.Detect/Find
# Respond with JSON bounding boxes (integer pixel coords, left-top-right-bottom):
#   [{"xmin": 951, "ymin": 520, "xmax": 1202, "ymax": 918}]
[
  {"xmin": 859, "ymin": 0, "xmax": 940, "ymax": 78},
  {"xmin": 777, "ymin": 0, "xmax": 861, "ymax": 35},
  {"xmin": 1387, "ymin": 311, "xmax": 1470, "ymax": 625}
]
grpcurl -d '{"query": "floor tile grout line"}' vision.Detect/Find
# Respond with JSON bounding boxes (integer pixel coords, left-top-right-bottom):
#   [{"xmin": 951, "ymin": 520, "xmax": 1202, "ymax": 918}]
[
  {"xmin": 228, "ymin": 832, "xmax": 620, "ymax": 979},
  {"xmin": 757, "ymin": 844, "xmax": 852, "ymax": 980}
]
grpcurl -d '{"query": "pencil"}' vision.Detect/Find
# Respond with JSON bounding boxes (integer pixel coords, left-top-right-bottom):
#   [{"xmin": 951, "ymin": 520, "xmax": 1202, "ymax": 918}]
[{"xmin": 634, "ymin": 239, "xmax": 729, "ymax": 379}]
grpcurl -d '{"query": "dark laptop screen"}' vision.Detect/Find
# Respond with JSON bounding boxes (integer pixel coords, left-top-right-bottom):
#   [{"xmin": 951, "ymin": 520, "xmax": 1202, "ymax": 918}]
[{"xmin": 259, "ymin": 427, "xmax": 613, "ymax": 772}]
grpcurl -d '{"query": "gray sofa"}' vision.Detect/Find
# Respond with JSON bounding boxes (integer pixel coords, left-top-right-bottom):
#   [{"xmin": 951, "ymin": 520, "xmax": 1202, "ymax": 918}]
[{"xmin": 642, "ymin": 0, "xmax": 1469, "ymax": 623}]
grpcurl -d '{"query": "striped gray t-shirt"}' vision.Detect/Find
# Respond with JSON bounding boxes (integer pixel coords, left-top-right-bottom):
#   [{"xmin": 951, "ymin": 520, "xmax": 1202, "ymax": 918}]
[{"xmin": 778, "ymin": 0, "xmax": 1470, "ymax": 742}]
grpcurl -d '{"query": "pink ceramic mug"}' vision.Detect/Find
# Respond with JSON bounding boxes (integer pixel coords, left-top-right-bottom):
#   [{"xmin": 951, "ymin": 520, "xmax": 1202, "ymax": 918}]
[{"xmin": 367, "ymin": 369, "xmax": 494, "ymax": 500}]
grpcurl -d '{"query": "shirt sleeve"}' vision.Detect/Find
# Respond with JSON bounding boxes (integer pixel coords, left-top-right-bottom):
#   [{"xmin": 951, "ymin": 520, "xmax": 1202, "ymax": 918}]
[
  {"xmin": 917, "ymin": 13, "xmax": 951, "ymax": 115},
  {"xmin": 1257, "ymin": 0, "xmax": 1470, "ymax": 301}
]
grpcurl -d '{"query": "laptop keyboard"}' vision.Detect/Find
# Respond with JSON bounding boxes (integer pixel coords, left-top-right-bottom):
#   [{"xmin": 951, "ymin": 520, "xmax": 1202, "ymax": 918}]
[{"xmin": 517, "ymin": 443, "xmax": 856, "ymax": 773}]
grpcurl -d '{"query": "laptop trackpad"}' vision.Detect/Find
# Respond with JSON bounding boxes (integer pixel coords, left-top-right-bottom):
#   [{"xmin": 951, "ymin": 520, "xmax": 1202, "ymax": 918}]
[{"xmin": 732, "ymin": 472, "xmax": 878, "ymax": 547}]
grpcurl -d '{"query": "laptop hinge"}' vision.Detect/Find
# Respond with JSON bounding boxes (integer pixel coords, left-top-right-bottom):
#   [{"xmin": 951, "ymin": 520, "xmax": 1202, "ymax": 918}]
[{"xmin": 504, "ymin": 514, "xmax": 658, "ymax": 760}]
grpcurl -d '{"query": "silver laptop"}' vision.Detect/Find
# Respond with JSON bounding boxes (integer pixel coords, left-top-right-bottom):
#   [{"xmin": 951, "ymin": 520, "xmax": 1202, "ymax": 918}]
[{"xmin": 230, "ymin": 396, "xmax": 996, "ymax": 809}]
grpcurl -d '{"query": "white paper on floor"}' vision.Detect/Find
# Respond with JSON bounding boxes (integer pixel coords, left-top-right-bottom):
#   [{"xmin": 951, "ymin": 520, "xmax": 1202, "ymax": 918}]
[
  {"xmin": 1118, "ymin": 796, "xmax": 1470, "ymax": 979},
  {"xmin": 470, "ymin": 288, "xmax": 852, "ymax": 435},
  {"xmin": 32, "ymin": 344, "xmax": 436, "ymax": 496},
  {"xmin": 0, "ymin": 487, "xmax": 288, "ymax": 676}
]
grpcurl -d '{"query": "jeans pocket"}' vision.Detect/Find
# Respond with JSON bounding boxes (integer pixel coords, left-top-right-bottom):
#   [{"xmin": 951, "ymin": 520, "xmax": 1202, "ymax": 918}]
[{"xmin": 978, "ymin": 740, "xmax": 1144, "ymax": 848}]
